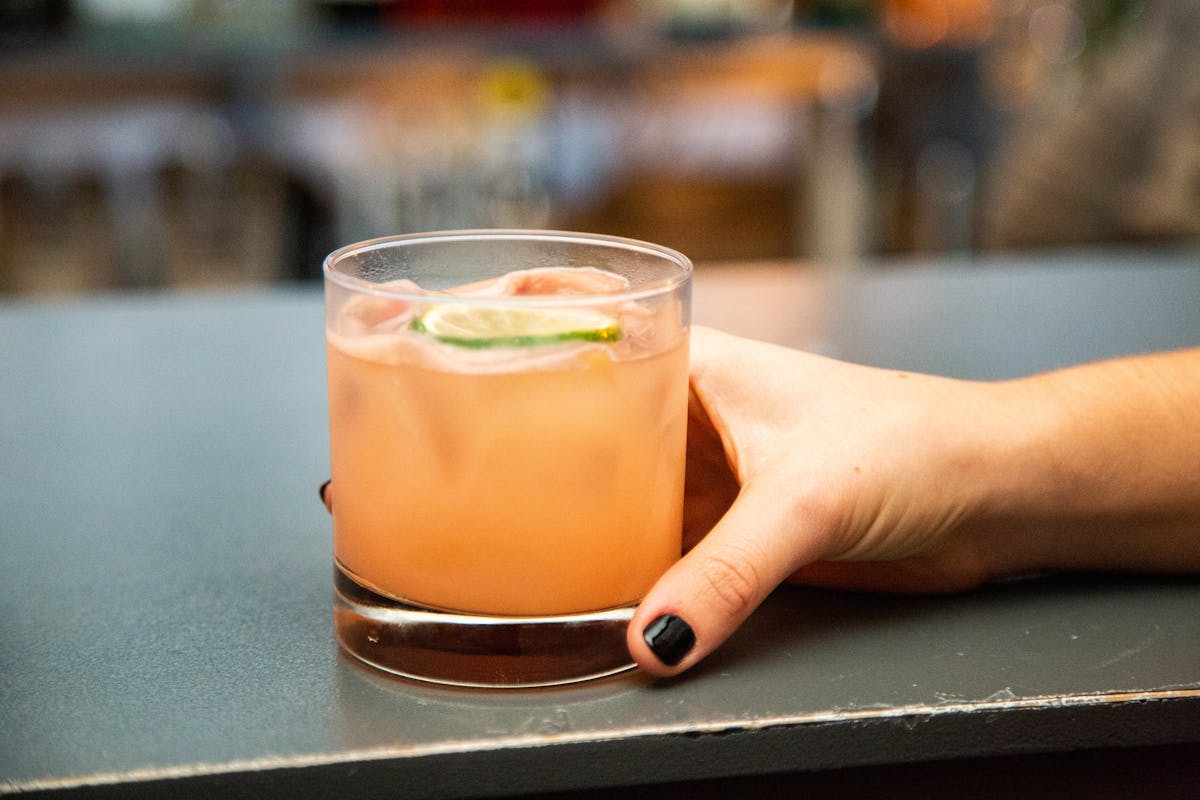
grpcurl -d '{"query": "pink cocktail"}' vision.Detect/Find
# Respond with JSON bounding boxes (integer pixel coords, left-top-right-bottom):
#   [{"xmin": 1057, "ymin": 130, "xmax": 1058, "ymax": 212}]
[{"xmin": 324, "ymin": 231, "xmax": 692, "ymax": 687}]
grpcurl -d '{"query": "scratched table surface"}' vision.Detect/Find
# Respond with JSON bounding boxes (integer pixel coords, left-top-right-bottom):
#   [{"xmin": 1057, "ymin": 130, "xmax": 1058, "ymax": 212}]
[{"xmin": 2, "ymin": 248, "xmax": 1199, "ymax": 798}]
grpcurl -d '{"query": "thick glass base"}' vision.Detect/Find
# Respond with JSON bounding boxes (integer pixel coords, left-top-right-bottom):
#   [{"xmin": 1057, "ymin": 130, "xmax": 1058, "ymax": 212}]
[{"xmin": 332, "ymin": 565, "xmax": 637, "ymax": 688}]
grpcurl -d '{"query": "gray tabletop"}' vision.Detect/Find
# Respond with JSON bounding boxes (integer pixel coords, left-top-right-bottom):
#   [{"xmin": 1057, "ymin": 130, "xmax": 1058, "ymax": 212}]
[{"xmin": 3, "ymin": 248, "xmax": 1199, "ymax": 798}]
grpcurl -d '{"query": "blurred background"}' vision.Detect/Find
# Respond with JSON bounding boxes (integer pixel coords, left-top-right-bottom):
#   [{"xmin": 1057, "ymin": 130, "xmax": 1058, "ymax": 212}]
[{"xmin": 1, "ymin": 0, "xmax": 1197, "ymax": 295}]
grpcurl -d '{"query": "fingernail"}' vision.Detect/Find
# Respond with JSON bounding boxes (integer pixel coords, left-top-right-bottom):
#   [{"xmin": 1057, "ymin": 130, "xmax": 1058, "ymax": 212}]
[
  {"xmin": 643, "ymin": 614, "xmax": 695, "ymax": 667},
  {"xmin": 318, "ymin": 480, "xmax": 331, "ymax": 508}
]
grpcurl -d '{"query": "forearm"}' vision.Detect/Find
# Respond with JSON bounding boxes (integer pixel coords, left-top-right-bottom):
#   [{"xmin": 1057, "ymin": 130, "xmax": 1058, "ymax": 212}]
[{"xmin": 975, "ymin": 347, "xmax": 1200, "ymax": 576}]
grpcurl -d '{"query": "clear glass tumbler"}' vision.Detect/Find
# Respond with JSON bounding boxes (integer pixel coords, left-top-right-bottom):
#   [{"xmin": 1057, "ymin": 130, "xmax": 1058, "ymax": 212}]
[{"xmin": 324, "ymin": 230, "xmax": 692, "ymax": 687}]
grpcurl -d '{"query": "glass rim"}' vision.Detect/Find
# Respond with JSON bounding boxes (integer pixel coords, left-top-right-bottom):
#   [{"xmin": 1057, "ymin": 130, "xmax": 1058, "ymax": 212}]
[{"xmin": 323, "ymin": 229, "xmax": 693, "ymax": 307}]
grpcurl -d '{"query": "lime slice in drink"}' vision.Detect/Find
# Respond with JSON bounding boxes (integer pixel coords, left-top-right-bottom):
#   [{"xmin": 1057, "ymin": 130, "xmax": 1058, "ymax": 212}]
[{"xmin": 412, "ymin": 303, "xmax": 621, "ymax": 349}]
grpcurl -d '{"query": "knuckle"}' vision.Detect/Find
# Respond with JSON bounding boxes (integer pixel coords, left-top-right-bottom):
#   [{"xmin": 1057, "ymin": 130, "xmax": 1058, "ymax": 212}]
[{"xmin": 698, "ymin": 546, "xmax": 763, "ymax": 617}]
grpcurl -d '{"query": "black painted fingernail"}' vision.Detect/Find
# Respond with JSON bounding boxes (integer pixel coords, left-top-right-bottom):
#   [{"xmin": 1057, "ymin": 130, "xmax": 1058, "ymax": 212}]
[
  {"xmin": 318, "ymin": 480, "xmax": 331, "ymax": 507},
  {"xmin": 643, "ymin": 614, "xmax": 695, "ymax": 666}
]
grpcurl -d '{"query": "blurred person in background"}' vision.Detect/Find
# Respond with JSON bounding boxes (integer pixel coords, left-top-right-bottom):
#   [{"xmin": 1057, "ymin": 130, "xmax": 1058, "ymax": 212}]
[{"xmin": 982, "ymin": 0, "xmax": 1200, "ymax": 249}]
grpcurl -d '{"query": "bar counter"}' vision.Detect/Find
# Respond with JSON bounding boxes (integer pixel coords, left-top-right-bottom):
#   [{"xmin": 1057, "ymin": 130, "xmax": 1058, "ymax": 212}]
[{"xmin": 2, "ymin": 248, "xmax": 1199, "ymax": 798}]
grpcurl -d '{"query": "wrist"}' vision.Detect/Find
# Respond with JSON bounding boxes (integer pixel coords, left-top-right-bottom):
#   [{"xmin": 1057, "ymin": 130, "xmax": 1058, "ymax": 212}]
[
  {"xmin": 943, "ymin": 378, "xmax": 1056, "ymax": 580},
  {"xmin": 963, "ymin": 356, "xmax": 1200, "ymax": 577}
]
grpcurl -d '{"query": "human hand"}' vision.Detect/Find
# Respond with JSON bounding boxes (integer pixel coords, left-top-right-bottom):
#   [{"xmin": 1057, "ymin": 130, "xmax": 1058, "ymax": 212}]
[{"xmin": 628, "ymin": 325, "xmax": 1012, "ymax": 676}]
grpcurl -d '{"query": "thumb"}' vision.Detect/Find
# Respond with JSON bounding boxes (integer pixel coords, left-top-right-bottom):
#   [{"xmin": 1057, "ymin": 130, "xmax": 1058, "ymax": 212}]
[{"xmin": 627, "ymin": 476, "xmax": 831, "ymax": 677}]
